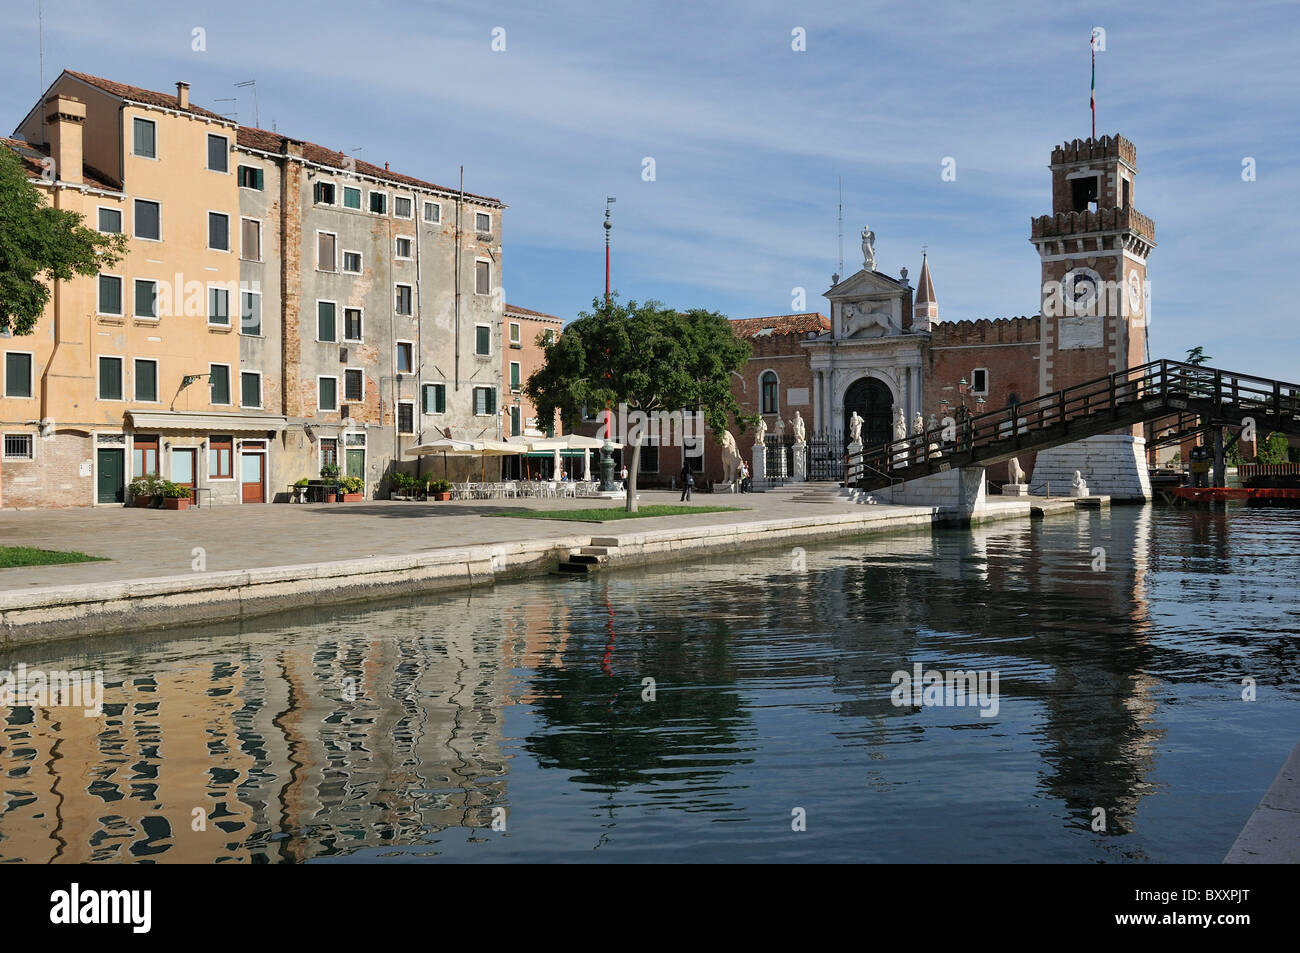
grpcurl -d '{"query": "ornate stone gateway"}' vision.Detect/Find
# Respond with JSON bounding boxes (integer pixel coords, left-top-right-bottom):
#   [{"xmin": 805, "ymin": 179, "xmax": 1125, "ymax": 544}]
[{"xmin": 843, "ymin": 377, "xmax": 893, "ymax": 448}]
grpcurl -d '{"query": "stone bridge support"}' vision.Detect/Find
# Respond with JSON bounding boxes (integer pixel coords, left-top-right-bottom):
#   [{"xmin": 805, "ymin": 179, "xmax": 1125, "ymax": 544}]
[{"xmin": 872, "ymin": 466, "xmax": 988, "ymax": 523}]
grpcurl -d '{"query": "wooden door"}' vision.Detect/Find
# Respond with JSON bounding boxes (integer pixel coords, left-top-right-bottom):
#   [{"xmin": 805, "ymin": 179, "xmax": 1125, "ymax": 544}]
[
  {"xmin": 240, "ymin": 452, "xmax": 265, "ymax": 503},
  {"xmin": 96, "ymin": 448, "xmax": 125, "ymax": 503}
]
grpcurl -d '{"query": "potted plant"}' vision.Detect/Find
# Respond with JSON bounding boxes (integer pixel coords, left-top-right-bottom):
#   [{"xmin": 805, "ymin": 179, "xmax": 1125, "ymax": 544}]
[
  {"xmin": 320, "ymin": 462, "xmax": 342, "ymax": 502},
  {"xmin": 292, "ymin": 477, "xmax": 309, "ymax": 504},
  {"xmin": 160, "ymin": 480, "xmax": 192, "ymax": 510},
  {"xmin": 339, "ymin": 475, "xmax": 365, "ymax": 502},
  {"xmin": 129, "ymin": 476, "xmax": 157, "ymax": 507},
  {"xmin": 429, "ymin": 479, "xmax": 452, "ymax": 501}
]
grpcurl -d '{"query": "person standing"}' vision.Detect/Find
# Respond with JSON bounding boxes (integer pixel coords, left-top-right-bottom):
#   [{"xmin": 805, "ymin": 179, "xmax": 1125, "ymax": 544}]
[{"xmin": 680, "ymin": 462, "xmax": 695, "ymax": 501}]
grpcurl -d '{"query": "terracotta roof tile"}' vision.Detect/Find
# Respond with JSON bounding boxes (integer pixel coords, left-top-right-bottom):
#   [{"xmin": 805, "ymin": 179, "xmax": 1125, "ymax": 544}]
[
  {"xmin": 505, "ymin": 303, "xmax": 564, "ymax": 322},
  {"xmin": 2, "ymin": 135, "xmax": 120, "ymax": 191},
  {"xmin": 65, "ymin": 70, "xmax": 231, "ymax": 123},
  {"xmin": 730, "ymin": 313, "xmax": 830, "ymax": 338}
]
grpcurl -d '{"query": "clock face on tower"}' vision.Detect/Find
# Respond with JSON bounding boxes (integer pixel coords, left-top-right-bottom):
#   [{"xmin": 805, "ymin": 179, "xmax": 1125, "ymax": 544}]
[{"xmin": 1062, "ymin": 268, "xmax": 1101, "ymax": 317}]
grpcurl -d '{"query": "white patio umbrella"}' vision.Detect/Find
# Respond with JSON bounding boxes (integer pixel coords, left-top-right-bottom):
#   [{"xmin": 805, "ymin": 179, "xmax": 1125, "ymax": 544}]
[{"xmin": 412, "ymin": 437, "xmax": 520, "ymax": 481}]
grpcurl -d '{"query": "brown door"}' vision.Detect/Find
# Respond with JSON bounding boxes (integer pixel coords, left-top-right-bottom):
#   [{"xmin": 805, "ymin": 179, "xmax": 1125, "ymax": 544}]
[
  {"xmin": 240, "ymin": 452, "xmax": 265, "ymax": 503},
  {"xmin": 171, "ymin": 448, "xmax": 197, "ymax": 501}
]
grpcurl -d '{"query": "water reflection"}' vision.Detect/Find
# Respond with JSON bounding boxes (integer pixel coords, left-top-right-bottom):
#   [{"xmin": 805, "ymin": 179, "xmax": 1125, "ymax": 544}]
[{"xmin": 2, "ymin": 506, "xmax": 1297, "ymax": 862}]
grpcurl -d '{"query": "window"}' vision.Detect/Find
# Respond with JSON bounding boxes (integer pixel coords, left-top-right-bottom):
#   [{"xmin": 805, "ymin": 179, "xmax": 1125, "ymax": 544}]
[
  {"xmin": 134, "ymin": 279, "xmax": 158, "ymax": 319},
  {"xmin": 132, "ymin": 434, "xmax": 159, "ymax": 476},
  {"xmin": 760, "ymin": 371, "xmax": 779, "ymax": 414},
  {"xmin": 208, "ymin": 212, "xmax": 230, "ymax": 251},
  {"xmin": 397, "ymin": 402, "xmax": 415, "ymax": 434},
  {"xmin": 971, "ymin": 368, "xmax": 989, "ymax": 395},
  {"xmin": 98, "ymin": 356, "xmax": 123, "ymax": 400},
  {"xmin": 396, "ymin": 342, "xmax": 413, "ymax": 373},
  {"xmin": 317, "ymin": 231, "xmax": 336, "ymax": 271},
  {"xmin": 208, "ymin": 286, "xmax": 230, "ymax": 326},
  {"xmin": 317, "ymin": 301, "xmax": 337, "ymax": 342},
  {"xmin": 207, "ymin": 134, "xmax": 229, "ymax": 173},
  {"xmin": 422, "ymin": 382, "xmax": 445, "ymax": 414},
  {"xmin": 369, "ymin": 191, "xmax": 387, "ymax": 214},
  {"xmin": 237, "ymin": 165, "xmax": 264, "ymax": 190},
  {"xmin": 509, "ymin": 361, "xmax": 521, "ymax": 390},
  {"xmin": 1070, "ymin": 175, "xmax": 1100, "ymax": 213},
  {"xmin": 3, "ymin": 434, "xmax": 34, "ymax": 461},
  {"xmin": 132, "ymin": 117, "xmax": 156, "ymax": 158},
  {"xmin": 344, "ymin": 369, "xmax": 364, "ymax": 402},
  {"xmin": 314, "ymin": 181, "xmax": 336, "ymax": 205},
  {"xmin": 241, "ymin": 371, "xmax": 262, "ymax": 408},
  {"xmin": 209, "ymin": 364, "xmax": 231, "ymax": 405},
  {"xmin": 320, "ymin": 437, "xmax": 337, "ymax": 468},
  {"xmin": 98, "ymin": 207, "xmax": 122, "ymax": 233},
  {"xmin": 475, "ymin": 211, "xmax": 491, "ymax": 232},
  {"xmin": 241, "ymin": 218, "xmax": 261, "ymax": 261},
  {"xmin": 475, "ymin": 260, "xmax": 490, "ymax": 295},
  {"xmin": 209, "ymin": 435, "xmax": 233, "ymax": 479},
  {"xmin": 543, "ymin": 329, "xmax": 556, "ymax": 345},
  {"xmin": 394, "ymin": 196, "xmax": 413, "ymax": 219},
  {"xmin": 134, "ymin": 199, "xmax": 160, "ymax": 240},
  {"xmin": 1121, "ymin": 178, "xmax": 1130, "ymax": 209},
  {"xmin": 476, "ymin": 325, "xmax": 491, "ymax": 356},
  {"xmin": 343, "ymin": 308, "xmax": 363, "ymax": 342},
  {"xmin": 473, "ymin": 386, "xmax": 496, "ymax": 416},
  {"xmin": 688, "ymin": 448, "xmax": 705, "ymax": 472},
  {"xmin": 4, "ymin": 353, "xmax": 33, "ymax": 398},
  {"xmin": 509, "ymin": 322, "xmax": 521, "ymax": 347},
  {"xmin": 241, "ymin": 290, "xmax": 261, "ymax": 336},
  {"xmin": 133, "ymin": 359, "xmax": 157, "ymax": 402},
  {"xmin": 395, "ymin": 236, "xmax": 412, "ymax": 259},
  {"xmin": 342, "ymin": 251, "xmax": 362, "ymax": 274},
  {"xmin": 640, "ymin": 444, "xmax": 660, "ymax": 473},
  {"xmin": 510, "ymin": 405, "xmax": 521, "ymax": 436},
  {"xmin": 395, "ymin": 284, "xmax": 413, "ymax": 316},
  {"xmin": 318, "ymin": 376, "xmax": 338, "ymax": 411},
  {"xmin": 98, "ymin": 275, "xmax": 123, "ymax": 315},
  {"xmin": 423, "ymin": 201, "xmax": 441, "ymax": 224},
  {"xmin": 343, "ymin": 186, "xmax": 361, "ymax": 209}
]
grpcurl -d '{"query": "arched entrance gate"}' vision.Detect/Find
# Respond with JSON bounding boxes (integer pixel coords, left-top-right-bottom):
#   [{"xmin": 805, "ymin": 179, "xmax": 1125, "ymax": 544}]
[{"xmin": 843, "ymin": 376, "xmax": 893, "ymax": 447}]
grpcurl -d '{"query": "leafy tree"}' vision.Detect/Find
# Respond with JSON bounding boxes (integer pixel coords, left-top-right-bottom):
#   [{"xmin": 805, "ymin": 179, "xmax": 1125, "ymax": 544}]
[
  {"xmin": 0, "ymin": 146, "xmax": 126, "ymax": 335},
  {"xmin": 1184, "ymin": 346, "xmax": 1212, "ymax": 366},
  {"xmin": 1258, "ymin": 431, "xmax": 1290, "ymax": 465},
  {"xmin": 526, "ymin": 297, "xmax": 752, "ymax": 511}
]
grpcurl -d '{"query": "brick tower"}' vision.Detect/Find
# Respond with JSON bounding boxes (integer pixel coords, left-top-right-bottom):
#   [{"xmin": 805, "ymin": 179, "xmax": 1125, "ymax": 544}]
[{"xmin": 1028, "ymin": 134, "xmax": 1156, "ymax": 501}]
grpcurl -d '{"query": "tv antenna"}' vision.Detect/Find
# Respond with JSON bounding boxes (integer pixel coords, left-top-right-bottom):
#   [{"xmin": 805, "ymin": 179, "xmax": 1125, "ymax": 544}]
[
  {"xmin": 837, "ymin": 177, "xmax": 844, "ymax": 278},
  {"xmin": 234, "ymin": 80, "xmax": 259, "ymax": 128}
]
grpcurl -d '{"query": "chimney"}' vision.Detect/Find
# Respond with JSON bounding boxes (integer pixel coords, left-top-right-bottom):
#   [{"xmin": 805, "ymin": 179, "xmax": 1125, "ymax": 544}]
[
  {"xmin": 44, "ymin": 95, "xmax": 86, "ymax": 185},
  {"xmin": 176, "ymin": 82, "xmax": 190, "ymax": 109}
]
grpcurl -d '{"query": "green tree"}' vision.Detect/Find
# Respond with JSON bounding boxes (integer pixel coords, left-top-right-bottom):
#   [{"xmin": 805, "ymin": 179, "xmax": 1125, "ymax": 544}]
[
  {"xmin": 1258, "ymin": 432, "xmax": 1290, "ymax": 465},
  {"xmin": 0, "ymin": 146, "xmax": 126, "ymax": 335},
  {"xmin": 1184, "ymin": 346, "xmax": 1212, "ymax": 366},
  {"xmin": 526, "ymin": 297, "xmax": 752, "ymax": 511}
]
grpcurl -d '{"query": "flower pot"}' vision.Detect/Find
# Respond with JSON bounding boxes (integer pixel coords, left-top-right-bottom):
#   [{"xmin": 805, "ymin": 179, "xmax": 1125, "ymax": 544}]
[
  {"xmin": 163, "ymin": 497, "xmax": 190, "ymax": 510},
  {"xmin": 434, "ymin": 491, "xmax": 451, "ymax": 501},
  {"xmin": 343, "ymin": 492, "xmax": 363, "ymax": 503},
  {"xmin": 132, "ymin": 496, "xmax": 152, "ymax": 507}
]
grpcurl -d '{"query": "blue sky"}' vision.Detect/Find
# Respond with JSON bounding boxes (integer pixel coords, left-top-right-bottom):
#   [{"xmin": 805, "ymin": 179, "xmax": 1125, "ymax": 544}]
[{"xmin": 5, "ymin": 0, "xmax": 1299, "ymax": 379}]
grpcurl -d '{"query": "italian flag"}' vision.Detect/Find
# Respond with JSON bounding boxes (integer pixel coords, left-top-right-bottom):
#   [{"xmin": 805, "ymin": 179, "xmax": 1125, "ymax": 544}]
[{"xmin": 1090, "ymin": 34, "xmax": 1097, "ymax": 137}]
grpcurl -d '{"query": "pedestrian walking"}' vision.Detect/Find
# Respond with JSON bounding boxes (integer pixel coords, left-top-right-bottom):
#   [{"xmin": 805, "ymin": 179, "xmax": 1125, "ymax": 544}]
[{"xmin": 680, "ymin": 463, "xmax": 695, "ymax": 501}]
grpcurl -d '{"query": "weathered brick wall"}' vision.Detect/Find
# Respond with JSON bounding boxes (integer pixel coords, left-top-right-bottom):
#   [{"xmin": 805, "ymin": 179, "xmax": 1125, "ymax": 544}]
[{"xmin": 1, "ymin": 432, "xmax": 92, "ymax": 507}]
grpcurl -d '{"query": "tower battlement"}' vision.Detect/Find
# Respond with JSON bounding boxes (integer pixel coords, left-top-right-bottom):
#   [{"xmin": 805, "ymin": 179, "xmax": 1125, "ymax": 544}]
[
  {"xmin": 1051, "ymin": 134, "xmax": 1137, "ymax": 168},
  {"xmin": 1031, "ymin": 206, "xmax": 1155, "ymax": 243}
]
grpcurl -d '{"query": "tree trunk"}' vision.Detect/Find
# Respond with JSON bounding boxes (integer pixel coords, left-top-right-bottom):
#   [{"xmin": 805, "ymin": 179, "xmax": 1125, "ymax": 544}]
[{"xmin": 626, "ymin": 437, "xmax": 640, "ymax": 512}]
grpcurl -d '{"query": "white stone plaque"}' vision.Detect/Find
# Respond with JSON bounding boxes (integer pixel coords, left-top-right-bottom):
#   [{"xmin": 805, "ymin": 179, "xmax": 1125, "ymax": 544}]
[
  {"xmin": 1057, "ymin": 315, "xmax": 1103, "ymax": 350},
  {"xmin": 79, "ymin": 461, "xmax": 93, "ymax": 477},
  {"xmin": 786, "ymin": 387, "xmax": 809, "ymax": 406}
]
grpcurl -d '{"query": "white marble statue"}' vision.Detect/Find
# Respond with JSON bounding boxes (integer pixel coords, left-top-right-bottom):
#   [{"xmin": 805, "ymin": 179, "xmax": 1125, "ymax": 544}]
[
  {"xmin": 927, "ymin": 413, "xmax": 942, "ymax": 459},
  {"xmin": 911, "ymin": 412, "xmax": 925, "ymax": 437},
  {"xmin": 841, "ymin": 300, "xmax": 893, "ymax": 338},
  {"xmin": 719, "ymin": 430, "xmax": 743, "ymax": 490},
  {"xmin": 792, "ymin": 411, "xmax": 806, "ymax": 444},
  {"xmin": 754, "ymin": 417, "xmax": 768, "ymax": 446},
  {"xmin": 848, "ymin": 411, "xmax": 863, "ymax": 445},
  {"xmin": 861, "ymin": 225, "xmax": 876, "ymax": 271},
  {"xmin": 1008, "ymin": 456, "xmax": 1026, "ymax": 485},
  {"xmin": 775, "ymin": 415, "xmax": 785, "ymax": 436},
  {"xmin": 1071, "ymin": 469, "xmax": 1089, "ymax": 497},
  {"xmin": 892, "ymin": 406, "xmax": 907, "ymax": 442}
]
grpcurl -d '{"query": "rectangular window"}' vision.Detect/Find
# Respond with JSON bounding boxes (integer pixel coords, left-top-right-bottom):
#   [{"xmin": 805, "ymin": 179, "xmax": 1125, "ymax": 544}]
[
  {"xmin": 4, "ymin": 353, "xmax": 34, "ymax": 398},
  {"xmin": 133, "ymin": 279, "xmax": 157, "ymax": 319},
  {"xmin": 395, "ymin": 284, "xmax": 413, "ymax": 316},
  {"xmin": 241, "ymin": 218, "xmax": 261, "ymax": 261},
  {"xmin": 543, "ymin": 329, "xmax": 556, "ymax": 345},
  {"xmin": 423, "ymin": 201, "xmax": 441, "ymax": 224},
  {"xmin": 510, "ymin": 361, "xmax": 521, "ymax": 390},
  {"xmin": 208, "ymin": 212, "xmax": 230, "ymax": 251},
  {"xmin": 342, "ymin": 251, "xmax": 362, "ymax": 274},
  {"xmin": 98, "ymin": 356, "xmax": 123, "ymax": 400},
  {"xmin": 237, "ymin": 165, "xmax": 264, "ymax": 190},
  {"xmin": 207, "ymin": 134, "xmax": 229, "ymax": 173},
  {"xmin": 134, "ymin": 359, "xmax": 158, "ymax": 402},
  {"xmin": 98, "ymin": 207, "xmax": 122, "ymax": 234},
  {"xmin": 422, "ymin": 382, "xmax": 445, "ymax": 415},
  {"xmin": 474, "ymin": 260, "xmax": 490, "ymax": 295},
  {"xmin": 241, "ymin": 290, "xmax": 261, "ymax": 336},
  {"xmin": 397, "ymin": 401, "xmax": 414, "ymax": 434},
  {"xmin": 98, "ymin": 274, "xmax": 123, "ymax": 315},
  {"xmin": 317, "ymin": 301, "xmax": 336, "ymax": 342},
  {"xmin": 510, "ymin": 405, "xmax": 521, "ymax": 436},
  {"xmin": 369, "ymin": 191, "xmax": 387, "ymax": 214},
  {"xmin": 475, "ymin": 211, "xmax": 491, "ymax": 232},
  {"xmin": 343, "ymin": 307, "xmax": 363, "ymax": 342},
  {"xmin": 209, "ymin": 364, "xmax": 231, "ymax": 405},
  {"xmin": 132, "ymin": 117, "xmax": 156, "ymax": 158},
  {"xmin": 509, "ymin": 322, "xmax": 521, "ymax": 346},
  {"xmin": 344, "ymin": 369, "xmax": 364, "ymax": 402},
  {"xmin": 317, "ymin": 231, "xmax": 336, "ymax": 271},
  {"xmin": 314, "ymin": 181, "xmax": 336, "ymax": 205},
  {"xmin": 476, "ymin": 325, "xmax": 491, "ymax": 356},
  {"xmin": 640, "ymin": 444, "xmax": 660, "ymax": 473},
  {"xmin": 209, "ymin": 435, "xmax": 233, "ymax": 479},
  {"xmin": 132, "ymin": 434, "xmax": 159, "ymax": 477},
  {"xmin": 396, "ymin": 342, "xmax": 413, "ymax": 374},
  {"xmin": 473, "ymin": 386, "xmax": 496, "ymax": 416},
  {"xmin": 241, "ymin": 371, "xmax": 262, "ymax": 408},
  {"xmin": 343, "ymin": 186, "xmax": 361, "ymax": 209},
  {"xmin": 971, "ymin": 368, "xmax": 989, "ymax": 395},
  {"xmin": 134, "ymin": 199, "xmax": 160, "ymax": 240},
  {"xmin": 318, "ymin": 376, "xmax": 338, "ymax": 411},
  {"xmin": 320, "ymin": 437, "xmax": 337, "ymax": 468},
  {"xmin": 208, "ymin": 286, "xmax": 230, "ymax": 326},
  {"xmin": 395, "ymin": 236, "xmax": 412, "ymax": 259},
  {"xmin": 393, "ymin": 196, "xmax": 413, "ymax": 219},
  {"xmin": 3, "ymin": 434, "xmax": 34, "ymax": 461}
]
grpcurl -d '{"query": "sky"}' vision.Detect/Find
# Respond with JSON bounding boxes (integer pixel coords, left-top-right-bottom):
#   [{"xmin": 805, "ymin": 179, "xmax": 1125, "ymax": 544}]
[{"xmin": 4, "ymin": 0, "xmax": 1299, "ymax": 379}]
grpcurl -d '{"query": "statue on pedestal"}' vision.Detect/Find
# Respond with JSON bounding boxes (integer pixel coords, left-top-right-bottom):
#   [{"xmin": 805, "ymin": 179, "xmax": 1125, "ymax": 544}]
[
  {"xmin": 792, "ymin": 410, "xmax": 806, "ymax": 444},
  {"xmin": 892, "ymin": 406, "xmax": 907, "ymax": 442},
  {"xmin": 1071, "ymin": 469, "xmax": 1089, "ymax": 497},
  {"xmin": 775, "ymin": 416, "xmax": 785, "ymax": 437},
  {"xmin": 754, "ymin": 417, "xmax": 768, "ymax": 447},
  {"xmin": 1008, "ymin": 456, "xmax": 1026, "ymax": 485},
  {"xmin": 911, "ymin": 412, "xmax": 925, "ymax": 437},
  {"xmin": 861, "ymin": 225, "xmax": 876, "ymax": 272},
  {"xmin": 848, "ymin": 411, "xmax": 863, "ymax": 445}
]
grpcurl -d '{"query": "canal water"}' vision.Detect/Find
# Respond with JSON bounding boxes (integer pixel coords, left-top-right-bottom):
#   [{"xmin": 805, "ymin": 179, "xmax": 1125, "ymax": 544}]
[{"xmin": 2, "ymin": 505, "xmax": 1297, "ymax": 863}]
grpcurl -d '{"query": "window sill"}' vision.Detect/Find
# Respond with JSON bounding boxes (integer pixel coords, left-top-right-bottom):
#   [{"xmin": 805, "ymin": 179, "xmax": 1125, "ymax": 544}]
[{"xmin": 208, "ymin": 324, "xmax": 233, "ymax": 333}]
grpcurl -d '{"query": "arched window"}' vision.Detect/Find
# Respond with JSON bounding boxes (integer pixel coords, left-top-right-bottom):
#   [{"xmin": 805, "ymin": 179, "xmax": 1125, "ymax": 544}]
[{"xmin": 760, "ymin": 371, "xmax": 779, "ymax": 415}]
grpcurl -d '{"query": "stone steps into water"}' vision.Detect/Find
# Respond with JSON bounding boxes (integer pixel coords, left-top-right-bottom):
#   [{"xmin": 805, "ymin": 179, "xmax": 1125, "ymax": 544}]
[{"xmin": 555, "ymin": 537, "xmax": 622, "ymax": 576}]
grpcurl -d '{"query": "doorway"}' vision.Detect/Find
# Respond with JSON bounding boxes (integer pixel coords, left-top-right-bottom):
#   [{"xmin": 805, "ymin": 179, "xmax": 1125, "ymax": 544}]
[
  {"xmin": 240, "ymin": 452, "xmax": 265, "ymax": 503},
  {"xmin": 843, "ymin": 376, "xmax": 894, "ymax": 447},
  {"xmin": 170, "ymin": 447, "xmax": 197, "ymax": 502},
  {"xmin": 96, "ymin": 448, "xmax": 125, "ymax": 504}
]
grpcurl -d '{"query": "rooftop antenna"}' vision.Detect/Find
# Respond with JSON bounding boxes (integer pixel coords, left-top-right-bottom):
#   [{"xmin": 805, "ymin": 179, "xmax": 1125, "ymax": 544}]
[
  {"xmin": 836, "ymin": 177, "xmax": 844, "ymax": 278},
  {"xmin": 212, "ymin": 97, "xmax": 237, "ymax": 122},
  {"xmin": 38, "ymin": 0, "xmax": 44, "ymax": 96},
  {"xmin": 604, "ymin": 197, "xmax": 616, "ymax": 305},
  {"xmin": 234, "ymin": 80, "xmax": 258, "ymax": 128}
]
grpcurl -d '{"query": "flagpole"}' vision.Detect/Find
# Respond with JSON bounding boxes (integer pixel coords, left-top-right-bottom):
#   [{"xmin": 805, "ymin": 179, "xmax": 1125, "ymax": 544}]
[{"xmin": 1090, "ymin": 34, "xmax": 1096, "ymax": 139}]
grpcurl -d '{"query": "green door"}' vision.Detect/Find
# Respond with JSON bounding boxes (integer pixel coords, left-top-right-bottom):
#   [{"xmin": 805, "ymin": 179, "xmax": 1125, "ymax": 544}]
[
  {"xmin": 346, "ymin": 448, "xmax": 365, "ymax": 481},
  {"xmin": 96, "ymin": 448, "xmax": 125, "ymax": 503}
]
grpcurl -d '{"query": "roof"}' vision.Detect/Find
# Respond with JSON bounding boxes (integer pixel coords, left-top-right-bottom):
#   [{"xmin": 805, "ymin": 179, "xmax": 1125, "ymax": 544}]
[
  {"xmin": 504, "ymin": 303, "xmax": 564, "ymax": 323},
  {"xmin": 1, "ymin": 135, "xmax": 121, "ymax": 191},
  {"xmin": 729, "ymin": 313, "xmax": 830, "ymax": 338},
  {"xmin": 237, "ymin": 125, "xmax": 503, "ymax": 206},
  {"xmin": 64, "ymin": 70, "xmax": 232, "ymax": 123},
  {"xmin": 915, "ymin": 253, "xmax": 937, "ymax": 306}
]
